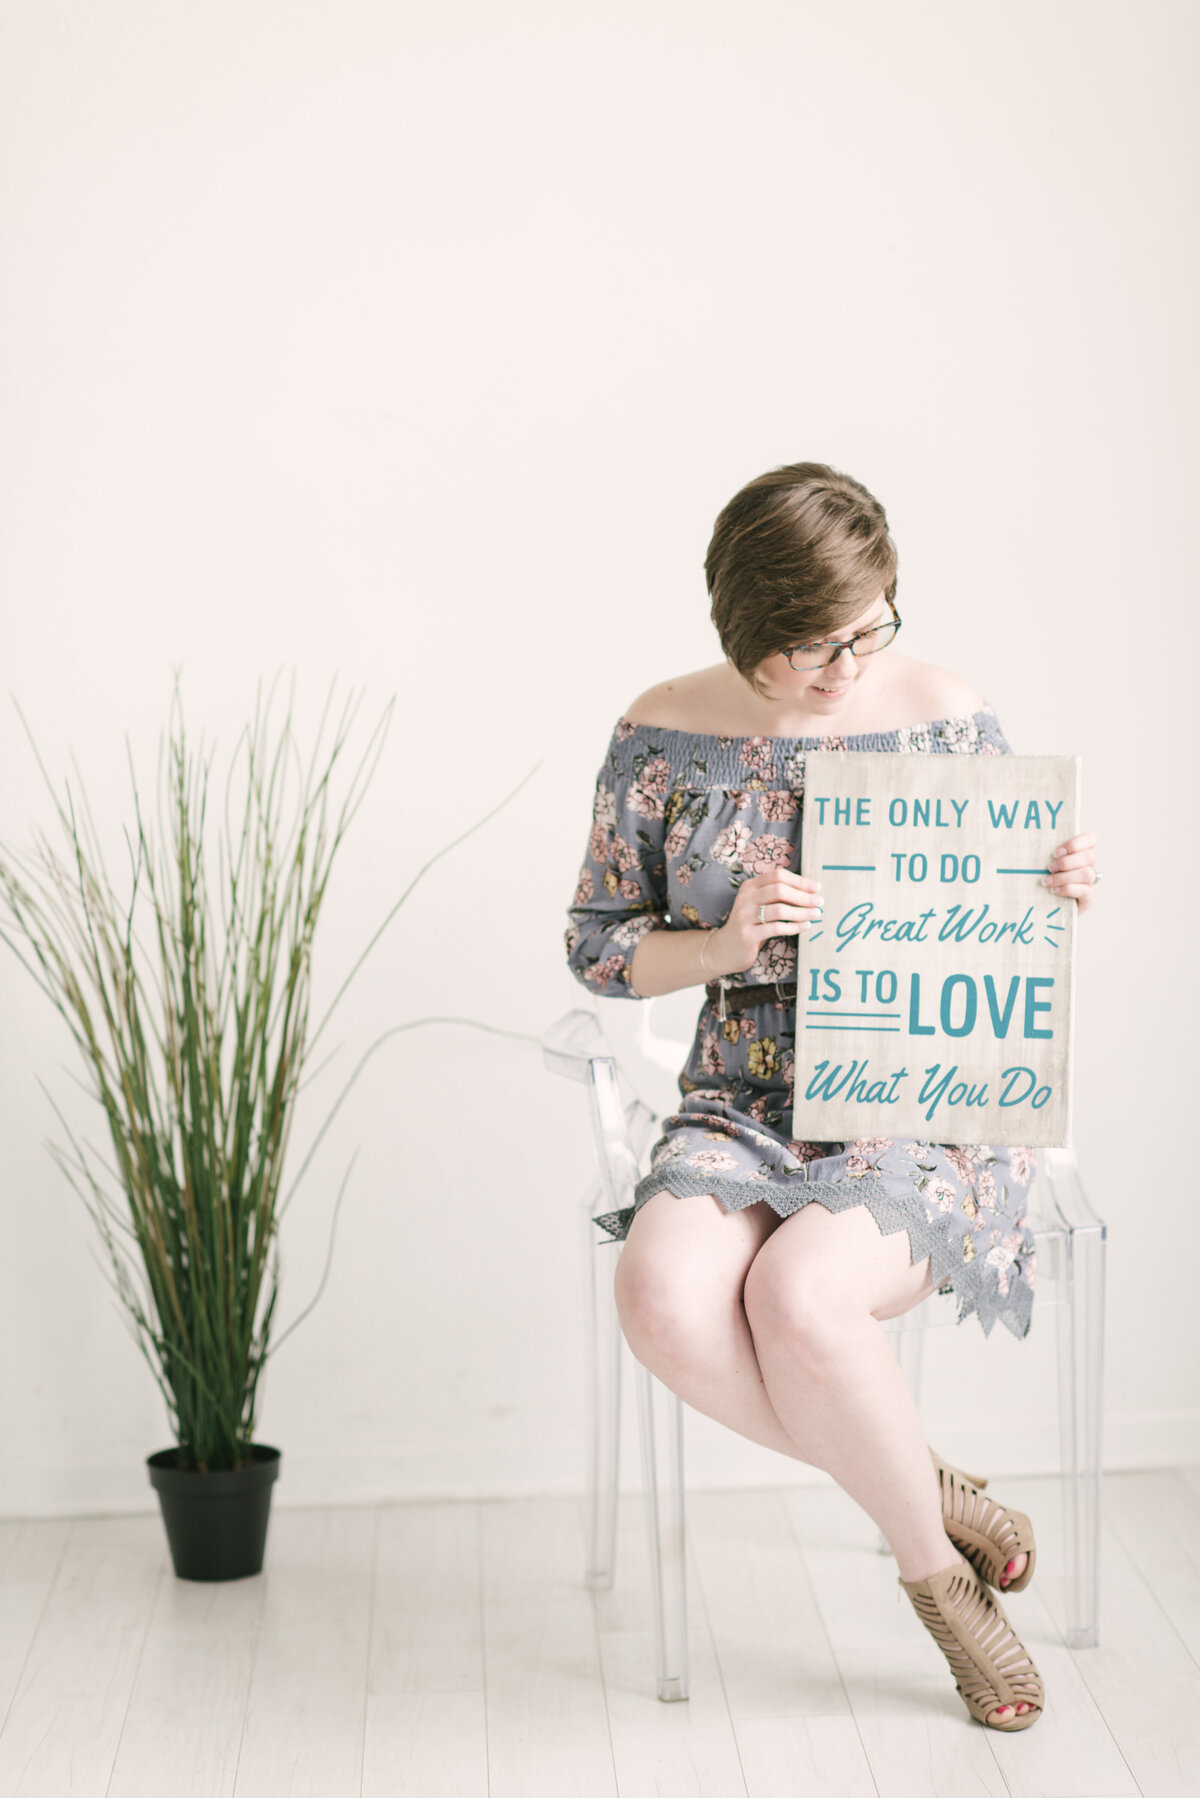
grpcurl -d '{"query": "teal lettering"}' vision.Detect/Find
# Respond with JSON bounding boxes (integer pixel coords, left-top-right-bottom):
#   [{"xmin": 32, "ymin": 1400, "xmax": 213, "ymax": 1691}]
[
  {"xmin": 918, "ymin": 1062, "xmax": 955, "ymax": 1121},
  {"xmin": 938, "ymin": 902, "xmax": 990, "ymax": 943},
  {"xmin": 908, "ymin": 973, "xmax": 935, "ymax": 1035},
  {"xmin": 805, "ymin": 1059, "xmax": 863, "ymax": 1101},
  {"xmin": 940, "ymin": 974, "xmax": 978, "ymax": 1037},
  {"xmin": 1000, "ymin": 1066, "xmax": 1053, "ymax": 1110},
  {"xmin": 983, "ymin": 975, "xmax": 1020, "ymax": 1038},
  {"xmin": 1024, "ymin": 977, "xmax": 1054, "ymax": 1038}
]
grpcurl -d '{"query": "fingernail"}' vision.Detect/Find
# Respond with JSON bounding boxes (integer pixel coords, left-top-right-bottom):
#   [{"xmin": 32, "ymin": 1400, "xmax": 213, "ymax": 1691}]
[{"xmin": 1041, "ymin": 876, "xmax": 1053, "ymax": 886}]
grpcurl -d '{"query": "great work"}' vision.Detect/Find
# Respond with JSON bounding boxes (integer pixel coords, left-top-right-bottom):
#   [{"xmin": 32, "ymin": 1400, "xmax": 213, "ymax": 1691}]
[{"xmin": 831, "ymin": 898, "xmax": 1041, "ymax": 949}]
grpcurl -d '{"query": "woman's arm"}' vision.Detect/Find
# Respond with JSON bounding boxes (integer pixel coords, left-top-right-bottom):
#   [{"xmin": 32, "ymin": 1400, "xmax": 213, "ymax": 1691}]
[{"xmin": 630, "ymin": 866, "xmax": 823, "ymax": 997}]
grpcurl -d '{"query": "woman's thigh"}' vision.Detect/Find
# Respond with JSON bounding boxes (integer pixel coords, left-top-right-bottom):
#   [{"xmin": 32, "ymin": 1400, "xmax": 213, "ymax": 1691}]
[
  {"xmin": 614, "ymin": 1189, "xmax": 784, "ymax": 1340},
  {"xmin": 742, "ymin": 1198, "xmax": 935, "ymax": 1331}
]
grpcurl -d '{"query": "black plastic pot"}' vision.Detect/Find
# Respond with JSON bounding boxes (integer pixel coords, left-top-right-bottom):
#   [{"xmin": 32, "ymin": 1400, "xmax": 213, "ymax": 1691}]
[{"xmin": 147, "ymin": 1442, "xmax": 282, "ymax": 1581}]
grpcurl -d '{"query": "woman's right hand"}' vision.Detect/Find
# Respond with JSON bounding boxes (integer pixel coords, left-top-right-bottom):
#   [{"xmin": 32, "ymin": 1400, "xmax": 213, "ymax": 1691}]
[{"xmin": 703, "ymin": 870, "xmax": 824, "ymax": 978}]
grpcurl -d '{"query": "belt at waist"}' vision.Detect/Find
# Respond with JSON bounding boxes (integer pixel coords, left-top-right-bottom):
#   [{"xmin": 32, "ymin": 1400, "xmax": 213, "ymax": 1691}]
[{"xmin": 705, "ymin": 979, "xmax": 798, "ymax": 1017}]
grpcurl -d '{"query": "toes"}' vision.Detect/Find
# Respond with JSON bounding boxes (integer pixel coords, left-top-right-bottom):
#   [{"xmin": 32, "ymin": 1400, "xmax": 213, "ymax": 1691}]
[
  {"xmin": 988, "ymin": 1704, "xmax": 1015, "ymax": 1722},
  {"xmin": 1000, "ymin": 1551, "xmax": 1027, "ymax": 1586}
]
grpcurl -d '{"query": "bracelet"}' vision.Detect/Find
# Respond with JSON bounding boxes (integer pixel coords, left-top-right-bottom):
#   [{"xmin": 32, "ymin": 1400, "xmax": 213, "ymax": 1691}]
[{"xmin": 698, "ymin": 928, "xmax": 717, "ymax": 973}]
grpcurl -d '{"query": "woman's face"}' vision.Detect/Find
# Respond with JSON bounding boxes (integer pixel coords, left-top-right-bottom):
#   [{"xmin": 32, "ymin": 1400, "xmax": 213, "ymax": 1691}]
[{"xmin": 748, "ymin": 591, "xmax": 891, "ymax": 714}]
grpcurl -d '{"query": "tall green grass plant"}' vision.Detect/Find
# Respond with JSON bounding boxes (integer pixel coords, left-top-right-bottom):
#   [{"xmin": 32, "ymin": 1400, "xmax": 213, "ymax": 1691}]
[{"xmin": 0, "ymin": 674, "xmax": 535, "ymax": 1471}]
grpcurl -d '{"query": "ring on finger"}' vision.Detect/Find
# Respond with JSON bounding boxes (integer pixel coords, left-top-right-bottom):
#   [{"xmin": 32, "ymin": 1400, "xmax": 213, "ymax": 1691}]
[{"xmin": 758, "ymin": 903, "xmax": 767, "ymax": 923}]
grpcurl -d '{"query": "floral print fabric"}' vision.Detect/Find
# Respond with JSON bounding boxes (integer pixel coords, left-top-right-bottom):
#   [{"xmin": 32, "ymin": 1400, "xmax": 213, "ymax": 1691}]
[{"xmin": 563, "ymin": 705, "xmax": 1037, "ymax": 1340}]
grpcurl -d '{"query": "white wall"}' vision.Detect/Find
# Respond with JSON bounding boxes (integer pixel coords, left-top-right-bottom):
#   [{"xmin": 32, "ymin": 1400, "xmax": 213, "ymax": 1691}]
[{"xmin": 1, "ymin": 0, "xmax": 1195, "ymax": 1517}]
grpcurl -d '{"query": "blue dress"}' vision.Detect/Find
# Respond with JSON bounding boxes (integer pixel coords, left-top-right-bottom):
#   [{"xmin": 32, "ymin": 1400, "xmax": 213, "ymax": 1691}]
[{"xmin": 564, "ymin": 706, "xmax": 1037, "ymax": 1340}]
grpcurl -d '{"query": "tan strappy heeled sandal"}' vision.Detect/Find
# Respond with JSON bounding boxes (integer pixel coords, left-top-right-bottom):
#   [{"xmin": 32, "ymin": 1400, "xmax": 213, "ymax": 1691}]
[
  {"xmin": 899, "ymin": 1558, "xmax": 1044, "ymax": 1730},
  {"xmin": 930, "ymin": 1448, "xmax": 1037, "ymax": 1592}
]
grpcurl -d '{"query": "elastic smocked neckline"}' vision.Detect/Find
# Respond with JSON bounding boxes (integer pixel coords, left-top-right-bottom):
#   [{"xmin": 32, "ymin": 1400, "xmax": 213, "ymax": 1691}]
[{"xmin": 616, "ymin": 705, "xmax": 997, "ymax": 747}]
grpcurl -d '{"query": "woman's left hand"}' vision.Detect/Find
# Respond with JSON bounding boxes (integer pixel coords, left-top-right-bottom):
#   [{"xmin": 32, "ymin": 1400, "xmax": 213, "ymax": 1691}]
[{"xmin": 1044, "ymin": 833, "xmax": 1100, "ymax": 915}]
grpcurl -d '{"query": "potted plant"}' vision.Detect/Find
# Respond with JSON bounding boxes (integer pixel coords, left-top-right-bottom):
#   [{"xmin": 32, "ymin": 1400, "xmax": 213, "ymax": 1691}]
[{"xmin": 0, "ymin": 673, "xmax": 536, "ymax": 1580}]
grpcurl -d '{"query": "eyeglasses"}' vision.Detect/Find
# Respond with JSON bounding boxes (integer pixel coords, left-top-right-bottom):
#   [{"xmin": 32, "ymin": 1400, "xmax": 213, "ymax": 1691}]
[{"xmin": 783, "ymin": 603, "xmax": 902, "ymax": 671}]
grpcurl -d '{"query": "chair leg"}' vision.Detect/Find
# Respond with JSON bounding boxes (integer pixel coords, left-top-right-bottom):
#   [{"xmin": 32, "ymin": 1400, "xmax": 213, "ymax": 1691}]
[
  {"xmin": 634, "ymin": 1361, "xmax": 689, "ymax": 1701},
  {"xmin": 1057, "ymin": 1219, "xmax": 1106, "ymax": 1647},
  {"xmin": 872, "ymin": 1319, "xmax": 928, "ymax": 1555},
  {"xmin": 583, "ymin": 1200, "xmax": 622, "ymax": 1591}
]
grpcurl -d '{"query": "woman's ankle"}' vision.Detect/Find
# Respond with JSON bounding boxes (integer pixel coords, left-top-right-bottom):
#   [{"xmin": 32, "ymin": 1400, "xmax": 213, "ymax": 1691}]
[{"xmin": 897, "ymin": 1545, "xmax": 969, "ymax": 1584}]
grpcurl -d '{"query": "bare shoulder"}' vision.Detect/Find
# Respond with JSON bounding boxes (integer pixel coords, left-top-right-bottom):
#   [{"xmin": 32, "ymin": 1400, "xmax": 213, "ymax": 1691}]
[
  {"xmin": 621, "ymin": 667, "xmax": 721, "ymax": 729},
  {"xmin": 885, "ymin": 653, "xmax": 987, "ymax": 723}
]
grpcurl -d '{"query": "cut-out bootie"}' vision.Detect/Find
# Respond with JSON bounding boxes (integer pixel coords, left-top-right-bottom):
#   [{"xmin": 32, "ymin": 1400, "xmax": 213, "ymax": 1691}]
[
  {"xmin": 930, "ymin": 1448, "xmax": 1037, "ymax": 1592},
  {"xmin": 899, "ymin": 1558, "xmax": 1044, "ymax": 1730}
]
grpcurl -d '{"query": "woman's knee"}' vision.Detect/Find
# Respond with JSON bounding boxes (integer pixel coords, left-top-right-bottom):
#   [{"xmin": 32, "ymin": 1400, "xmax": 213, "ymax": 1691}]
[
  {"xmin": 614, "ymin": 1248, "xmax": 724, "ymax": 1354},
  {"xmin": 742, "ymin": 1228, "xmax": 872, "ymax": 1363},
  {"xmin": 614, "ymin": 1233, "xmax": 747, "ymax": 1367},
  {"xmin": 743, "ymin": 1201, "xmax": 932, "ymax": 1354},
  {"xmin": 744, "ymin": 1264, "xmax": 862, "ymax": 1364}
]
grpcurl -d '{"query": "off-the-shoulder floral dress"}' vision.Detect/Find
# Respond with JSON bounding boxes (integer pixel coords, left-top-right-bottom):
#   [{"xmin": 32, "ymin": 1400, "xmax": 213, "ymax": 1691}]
[{"xmin": 564, "ymin": 705, "xmax": 1037, "ymax": 1340}]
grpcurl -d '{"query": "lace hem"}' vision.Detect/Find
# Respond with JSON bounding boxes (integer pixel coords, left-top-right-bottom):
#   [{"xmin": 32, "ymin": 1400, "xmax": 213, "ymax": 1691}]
[{"xmin": 592, "ymin": 1166, "xmax": 1034, "ymax": 1341}]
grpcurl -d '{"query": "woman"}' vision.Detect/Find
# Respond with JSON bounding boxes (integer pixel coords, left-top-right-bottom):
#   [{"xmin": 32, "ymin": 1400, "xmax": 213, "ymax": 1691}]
[{"xmin": 563, "ymin": 461, "xmax": 1098, "ymax": 1731}]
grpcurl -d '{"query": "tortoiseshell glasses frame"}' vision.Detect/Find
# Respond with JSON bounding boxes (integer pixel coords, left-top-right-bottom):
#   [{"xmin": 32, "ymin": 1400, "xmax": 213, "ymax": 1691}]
[{"xmin": 783, "ymin": 598, "xmax": 903, "ymax": 671}]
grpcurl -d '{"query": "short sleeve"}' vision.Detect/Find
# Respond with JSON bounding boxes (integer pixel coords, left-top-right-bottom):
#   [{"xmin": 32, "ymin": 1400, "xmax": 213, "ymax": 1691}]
[
  {"xmin": 975, "ymin": 703, "xmax": 1012, "ymax": 755},
  {"xmin": 564, "ymin": 723, "xmax": 672, "ymax": 999}
]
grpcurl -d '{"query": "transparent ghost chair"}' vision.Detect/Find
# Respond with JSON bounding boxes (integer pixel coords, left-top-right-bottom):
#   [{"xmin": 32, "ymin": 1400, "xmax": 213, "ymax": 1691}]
[{"xmin": 542, "ymin": 991, "xmax": 1106, "ymax": 1702}]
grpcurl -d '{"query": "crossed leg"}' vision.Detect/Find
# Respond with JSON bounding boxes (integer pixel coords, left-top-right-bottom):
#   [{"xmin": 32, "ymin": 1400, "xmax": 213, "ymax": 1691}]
[{"xmin": 614, "ymin": 1187, "xmax": 1031, "ymax": 1723}]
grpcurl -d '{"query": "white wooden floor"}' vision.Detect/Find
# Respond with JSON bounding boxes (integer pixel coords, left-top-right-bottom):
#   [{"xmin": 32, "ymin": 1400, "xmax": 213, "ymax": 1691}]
[{"xmin": 2, "ymin": 1468, "xmax": 1199, "ymax": 1796}]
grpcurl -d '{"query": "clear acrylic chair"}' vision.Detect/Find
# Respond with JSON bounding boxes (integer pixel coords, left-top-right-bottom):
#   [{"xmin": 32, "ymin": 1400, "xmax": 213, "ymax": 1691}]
[{"xmin": 542, "ymin": 992, "xmax": 1106, "ymax": 1703}]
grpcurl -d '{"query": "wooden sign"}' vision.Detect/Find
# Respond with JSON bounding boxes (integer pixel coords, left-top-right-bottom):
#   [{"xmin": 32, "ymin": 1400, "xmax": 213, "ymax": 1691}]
[{"xmin": 791, "ymin": 753, "xmax": 1080, "ymax": 1147}]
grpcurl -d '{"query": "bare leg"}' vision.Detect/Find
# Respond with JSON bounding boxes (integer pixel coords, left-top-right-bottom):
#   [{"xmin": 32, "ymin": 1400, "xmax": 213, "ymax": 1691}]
[
  {"xmin": 614, "ymin": 1188, "xmax": 807, "ymax": 1463},
  {"xmin": 740, "ymin": 1201, "xmax": 953, "ymax": 1575},
  {"xmin": 617, "ymin": 1188, "xmax": 1029, "ymax": 1723},
  {"xmin": 743, "ymin": 1200, "xmax": 1030, "ymax": 1721},
  {"xmin": 616, "ymin": 1189, "xmax": 1024, "ymax": 1582}
]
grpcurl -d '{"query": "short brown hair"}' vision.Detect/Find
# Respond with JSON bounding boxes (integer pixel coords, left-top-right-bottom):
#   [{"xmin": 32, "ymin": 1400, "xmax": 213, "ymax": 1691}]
[{"xmin": 706, "ymin": 461, "xmax": 899, "ymax": 699}]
